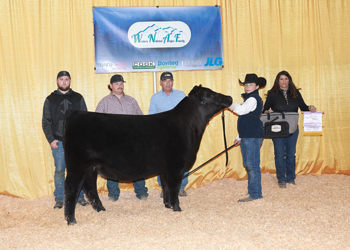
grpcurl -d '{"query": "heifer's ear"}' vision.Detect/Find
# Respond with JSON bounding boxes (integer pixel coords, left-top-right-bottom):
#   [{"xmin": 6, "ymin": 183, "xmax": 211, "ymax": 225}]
[
  {"xmin": 188, "ymin": 85, "xmax": 205, "ymax": 103},
  {"xmin": 189, "ymin": 85, "xmax": 198, "ymax": 94},
  {"xmin": 199, "ymin": 84, "xmax": 202, "ymax": 87}
]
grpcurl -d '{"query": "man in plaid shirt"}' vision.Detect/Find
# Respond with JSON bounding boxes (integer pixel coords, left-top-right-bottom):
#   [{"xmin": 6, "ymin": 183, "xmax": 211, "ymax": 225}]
[{"xmin": 96, "ymin": 74, "xmax": 148, "ymax": 201}]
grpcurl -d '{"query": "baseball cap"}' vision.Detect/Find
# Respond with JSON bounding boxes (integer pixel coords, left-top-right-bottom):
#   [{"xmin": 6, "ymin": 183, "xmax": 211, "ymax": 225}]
[
  {"xmin": 110, "ymin": 74, "xmax": 125, "ymax": 84},
  {"xmin": 57, "ymin": 71, "xmax": 71, "ymax": 79},
  {"xmin": 160, "ymin": 72, "xmax": 173, "ymax": 81}
]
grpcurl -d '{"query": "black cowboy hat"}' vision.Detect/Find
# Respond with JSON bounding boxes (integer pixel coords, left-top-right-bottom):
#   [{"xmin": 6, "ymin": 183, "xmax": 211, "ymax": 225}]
[{"xmin": 239, "ymin": 73, "xmax": 266, "ymax": 88}]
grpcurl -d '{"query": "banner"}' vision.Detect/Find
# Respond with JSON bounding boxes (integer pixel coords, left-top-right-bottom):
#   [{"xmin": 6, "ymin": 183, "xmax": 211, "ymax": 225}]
[{"xmin": 93, "ymin": 6, "xmax": 224, "ymax": 73}]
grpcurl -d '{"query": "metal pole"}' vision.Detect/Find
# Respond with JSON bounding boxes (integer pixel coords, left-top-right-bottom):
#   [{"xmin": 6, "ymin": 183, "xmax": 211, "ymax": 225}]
[{"xmin": 153, "ymin": 72, "xmax": 157, "ymax": 94}]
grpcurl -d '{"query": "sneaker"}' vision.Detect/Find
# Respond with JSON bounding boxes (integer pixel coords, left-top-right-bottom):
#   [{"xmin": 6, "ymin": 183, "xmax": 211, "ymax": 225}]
[
  {"xmin": 77, "ymin": 198, "xmax": 89, "ymax": 206},
  {"xmin": 54, "ymin": 201, "xmax": 63, "ymax": 209},
  {"xmin": 179, "ymin": 190, "xmax": 187, "ymax": 197},
  {"xmin": 238, "ymin": 197, "xmax": 254, "ymax": 202},
  {"xmin": 278, "ymin": 183, "xmax": 287, "ymax": 188},
  {"xmin": 108, "ymin": 197, "xmax": 118, "ymax": 202},
  {"xmin": 287, "ymin": 181, "xmax": 296, "ymax": 185},
  {"xmin": 139, "ymin": 195, "xmax": 148, "ymax": 201}
]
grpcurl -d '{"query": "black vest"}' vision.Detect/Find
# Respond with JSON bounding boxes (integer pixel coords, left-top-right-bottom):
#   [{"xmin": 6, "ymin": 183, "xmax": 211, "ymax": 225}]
[{"xmin": 237, "ymin": 90, "xmax": 264, "ymax": 138}]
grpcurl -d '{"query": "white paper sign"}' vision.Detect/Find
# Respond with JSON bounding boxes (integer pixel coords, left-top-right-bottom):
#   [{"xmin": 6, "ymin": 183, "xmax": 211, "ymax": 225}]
[{"xmin": 304, "ymin": 112, "xmax": 323, "ymax": 132}]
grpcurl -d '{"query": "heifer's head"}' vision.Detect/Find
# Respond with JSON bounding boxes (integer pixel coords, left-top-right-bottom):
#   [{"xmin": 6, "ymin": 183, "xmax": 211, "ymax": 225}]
[{"xmin": 188, "ymin": 85, "xmax": 233, "ymax": 118}]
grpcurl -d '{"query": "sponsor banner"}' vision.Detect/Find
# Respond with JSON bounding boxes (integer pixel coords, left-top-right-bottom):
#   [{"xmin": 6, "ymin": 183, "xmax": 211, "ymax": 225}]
[{"xmin": 93, "ymin": 6, "xmax": 224, "ymax": 73}]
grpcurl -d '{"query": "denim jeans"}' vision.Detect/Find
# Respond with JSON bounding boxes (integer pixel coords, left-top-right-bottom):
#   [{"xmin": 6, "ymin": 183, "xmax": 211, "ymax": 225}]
[
  {"xmin": 107, "ymin": 179, "xmax": 148, "ymax": 200},
  {"xmin": 272, "ymin": 128, "xmax": 299, "ymax": 184},
  {"xmin": 240, "ymin": 138, "xmax": 263, "ymax": 200},
  {"xmin": 157, "ymin": 172, "xmax": 188, "ymax": 191},
  {"xmin": 51, "ymin": 141, "xmax": 84, "ymax": 202}
]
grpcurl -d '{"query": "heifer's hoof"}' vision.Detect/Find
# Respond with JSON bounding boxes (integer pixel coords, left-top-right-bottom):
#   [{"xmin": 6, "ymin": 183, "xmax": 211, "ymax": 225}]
[
  {"xmin": 91, "ymin": 203, "xmax": 106, "ymax": 212},
  {"xmin": 164, "ymin": 202, "xmax": 171, "ymax": 209},
  {"xmin": 96, "ymin": 206, "xmax": 106, "ymax": 212},
  {"xmin": 67, "ymin": 218, "xmax": 77, "ymax": 226}
]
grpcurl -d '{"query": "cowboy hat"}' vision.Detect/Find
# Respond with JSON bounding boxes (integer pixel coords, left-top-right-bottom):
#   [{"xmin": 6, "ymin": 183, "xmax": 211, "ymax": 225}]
[{"xmin": 239, "ymin": 73, "xmax": 266, "ymax": 88}]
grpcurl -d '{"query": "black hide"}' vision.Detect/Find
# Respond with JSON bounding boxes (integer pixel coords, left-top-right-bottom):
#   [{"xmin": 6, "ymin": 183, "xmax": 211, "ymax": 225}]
[{"xmin": 63, "ymin": 85, "xmax": 232, "ymax": 225}]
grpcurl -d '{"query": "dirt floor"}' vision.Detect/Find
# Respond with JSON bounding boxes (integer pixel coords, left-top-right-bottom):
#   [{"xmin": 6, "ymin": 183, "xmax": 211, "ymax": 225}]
[{"xmin": 1, "ymin": 173, "xmax": 349, "ymax": 250}]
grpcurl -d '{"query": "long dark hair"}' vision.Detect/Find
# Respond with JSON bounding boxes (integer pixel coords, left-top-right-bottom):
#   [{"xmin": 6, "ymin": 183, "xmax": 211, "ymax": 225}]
[{"xmin": 266, "ymin": 70, "xmax": 301, "ymax": 98}]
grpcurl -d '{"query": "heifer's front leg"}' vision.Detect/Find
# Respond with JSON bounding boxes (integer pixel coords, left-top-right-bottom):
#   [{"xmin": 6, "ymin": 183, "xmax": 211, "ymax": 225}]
[
  {"xmin": 83, "ymin": 167, "xmax": 105, "ymax": 212},
  {"xmin": 169, "ymin": 187, "xmax": 181, "ymax": 212},
  {"xmin": 167, "ymin": 177, "xmax": 182, "ymax": 212},
  {"xmin": 159, "ymin": 174, "xmax": 171, "ymax": 209},
  {"xmin": 64, "ymin": 174, "xmax": 84, "ymax": 225}
]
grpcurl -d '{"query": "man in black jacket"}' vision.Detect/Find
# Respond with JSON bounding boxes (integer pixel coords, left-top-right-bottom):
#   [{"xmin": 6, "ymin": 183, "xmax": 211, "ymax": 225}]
[{"xmin": 42, "ymin": 71, "xmax": 89, "ymax": 209}]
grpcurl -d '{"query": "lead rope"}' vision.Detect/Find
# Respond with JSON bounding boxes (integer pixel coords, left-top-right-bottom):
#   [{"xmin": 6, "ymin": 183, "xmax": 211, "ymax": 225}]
[
  {"xmin": 183, "ymin": 109, "xmax": 238, "ymax": 179},
  {"xmin": 222, "ymin": 109, "xmax": 228, "ymax": 166}
]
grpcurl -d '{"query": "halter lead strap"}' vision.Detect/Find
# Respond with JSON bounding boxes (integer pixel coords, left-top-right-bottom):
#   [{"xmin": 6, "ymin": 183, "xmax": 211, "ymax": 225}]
[{"xmin": 183, "ymin": 109, "xmax": 234, "ymax": 179}]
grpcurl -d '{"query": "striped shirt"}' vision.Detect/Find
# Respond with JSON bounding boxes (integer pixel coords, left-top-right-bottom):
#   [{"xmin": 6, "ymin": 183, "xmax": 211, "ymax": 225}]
[{"xmin": 95, "ymin": 93, "xmax": 143, "ymax": 115}]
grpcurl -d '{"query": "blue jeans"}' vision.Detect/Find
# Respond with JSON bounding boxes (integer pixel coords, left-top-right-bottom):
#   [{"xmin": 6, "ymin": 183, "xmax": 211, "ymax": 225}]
[
  {"xmin": 107, "ymin": 179, "xmax": 148, "ymax": 200},
  {"xmin": 157, "ymin": 172, "xmax": 188, "ymax": 191},
  {"xmin": 272, "ymin": 128, "xmax": 299, "ymax": 184},
  {"xmin": 240, "ymin": 138, "xmax": 263, "ymax": 200},
  {"xmin": 51, "ymin": 141, "xmax": 84, "ymax": 202}
]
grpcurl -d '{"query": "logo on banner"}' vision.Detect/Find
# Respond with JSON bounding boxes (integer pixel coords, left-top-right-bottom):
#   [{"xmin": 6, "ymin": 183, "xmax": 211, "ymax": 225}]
[
  {"xmin": 128, "ymin": 21, "xmax": 191, "ymax": 48},
  {"xmin": 204, "ymin": 57, "xmax": 223, "ymax": 68},
  {"xmin": 115, "ymin": 62, "xmax": 126, "ymax": 69},
  {"xmin": 181, "ymin": 60, "xmax": 203, "ymax": 68},
  {"xmin": 132, "ymin": 61, "xmax": 156, "ymax": 69},
  {"xmin": 157, "ymin": 61, "xmax": 178, "ymax": 70}
]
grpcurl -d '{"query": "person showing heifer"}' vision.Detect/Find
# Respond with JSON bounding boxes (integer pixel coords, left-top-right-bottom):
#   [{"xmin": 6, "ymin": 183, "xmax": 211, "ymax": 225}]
[
  {"xmin": 148, "ymin": 72, "xmax": 188, "ymax": 198},
  {"xmin": 42, "ymin": 71, "xmax": 90, "ymax": 209},
  {"xmin": 95, "ymin": 74, "xmax": 148, "ymax": 201},
  {"xmin": 263, "ymin": 70, "xmax": 317, "ymax": 188},
  {"xmin": 229, "ymin": 73, "xmax": 266, "ymax": 202}
]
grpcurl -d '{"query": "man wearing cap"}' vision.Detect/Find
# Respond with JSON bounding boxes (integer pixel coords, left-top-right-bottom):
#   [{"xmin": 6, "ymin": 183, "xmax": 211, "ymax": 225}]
[
  {"xmin": 149, "ymin": 71, "xmax": 188, "ymax": 198},
  {"xmin": 95, "ymin": 74, "xmax": 148, "ymax": 202},
  {"xmin": 42, "ymin": 71, "xmax": 90, "ymax": 209},
  {"xmin": 228, "ymin": 73, "xmax": 266, "ymax": 202}
]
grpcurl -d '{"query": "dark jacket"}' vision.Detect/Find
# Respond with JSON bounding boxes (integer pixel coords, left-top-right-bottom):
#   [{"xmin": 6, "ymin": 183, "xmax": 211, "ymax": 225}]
[
  {"xmin": 263, "ymin": 89, "xmax": 309, "ymax": 113},
  {"xmin": 42, "ymin": 89, "xmax": 87, "ymax": 143},
  {"xmin": 237, "ymin": 89, "xmax": 264, "ymax": 138}
]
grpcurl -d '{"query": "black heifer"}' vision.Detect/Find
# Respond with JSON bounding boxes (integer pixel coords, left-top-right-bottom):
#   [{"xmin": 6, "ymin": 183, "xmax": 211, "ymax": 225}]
[{"xmin": 63, "ymin": 85, "xmax": 232, "ymax": 225}]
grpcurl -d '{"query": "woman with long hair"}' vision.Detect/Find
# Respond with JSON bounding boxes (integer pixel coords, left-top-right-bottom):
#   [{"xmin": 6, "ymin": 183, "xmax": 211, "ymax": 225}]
[{"xmin": 263, "ymin": 71, "xmax": 317, "ymax": 188}]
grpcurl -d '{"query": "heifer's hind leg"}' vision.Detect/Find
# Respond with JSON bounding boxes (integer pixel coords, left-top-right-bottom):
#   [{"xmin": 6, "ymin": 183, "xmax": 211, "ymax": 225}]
[
  {"xmin": 64, "ymin": 173, "xmax": 85, "ymax": 225},
  {"xmin": 83, "ymin": 166, "xmax": 105, "ymax": 212}
]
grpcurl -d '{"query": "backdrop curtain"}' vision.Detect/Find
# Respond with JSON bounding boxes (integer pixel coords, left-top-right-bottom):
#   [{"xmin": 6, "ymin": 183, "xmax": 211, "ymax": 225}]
[{"xmin": 0, "ymin": 0, "xmax": 349, "ymax": 199}]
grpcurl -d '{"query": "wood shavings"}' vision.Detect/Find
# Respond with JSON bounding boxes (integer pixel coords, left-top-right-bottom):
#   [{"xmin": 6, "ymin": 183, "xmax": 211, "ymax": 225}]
[{"xmin": 0, "ymin": 173, "xmax": 349, "ymax": 249}]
